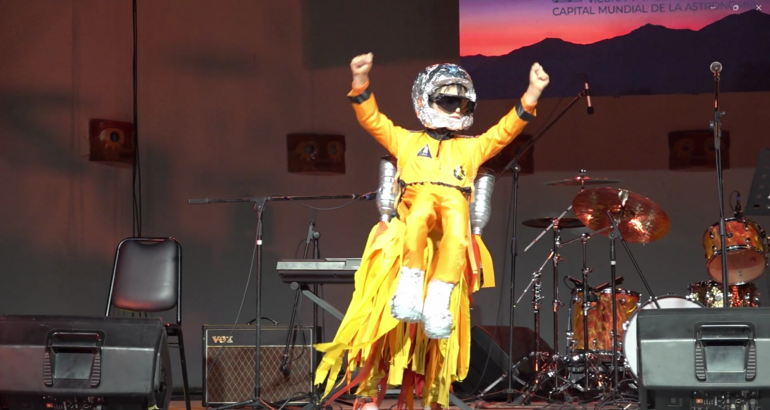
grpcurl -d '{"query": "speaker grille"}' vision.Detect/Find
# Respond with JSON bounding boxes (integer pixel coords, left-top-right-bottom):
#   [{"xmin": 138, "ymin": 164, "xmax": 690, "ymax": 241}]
[
  {"xmin": 206, "ymin": 346, "xmax": 313, "ymax": 403},
  {"xmin": 203, "ymin": 325, "xmax": 315, "ymax": 406}
]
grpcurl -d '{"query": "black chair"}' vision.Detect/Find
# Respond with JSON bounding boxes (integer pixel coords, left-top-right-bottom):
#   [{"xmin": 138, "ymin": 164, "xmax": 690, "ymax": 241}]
[{"xmin": 105, "ymin": 237, "xmax": 191, "ymax": 410}]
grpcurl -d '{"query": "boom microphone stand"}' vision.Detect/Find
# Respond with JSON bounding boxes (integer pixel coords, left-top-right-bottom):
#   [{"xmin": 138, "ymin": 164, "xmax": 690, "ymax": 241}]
[
  {"xmin": 708, "ymin": 61, "xmax": 731, "ymax": 304},
  {"xmin": 496, "ymin": 87, "xmax": 591, "ymax": 405},
  {"xmin": 188, "ymin": 192, "xmax": 375, "ymax": 410}
]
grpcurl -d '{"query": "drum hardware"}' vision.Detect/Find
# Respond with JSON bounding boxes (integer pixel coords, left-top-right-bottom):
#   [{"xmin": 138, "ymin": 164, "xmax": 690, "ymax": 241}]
[
  {"xmin": 561, "ymin": 232, "xmax": 639, "ymax": 399},
  {"xmin": 702, "ymin": 216, "xmax": 767, "ymax": 285},
  {"xmin": 511, "ymin": 215, "xmax": 591, "ymax": 404},
  {"xmin": 687, "ymin": 280, "xmax": 761, "ymax": 308},
  {"xmin": 507, "ymin": 244, "xmax": 558, "ymax": 404},
  {"xmin": 576, "ymin": 233, "xmax": 597, "ymax": 392},
  {"xmin": 522, "ymin": 204, "xmax": 576, "ymax": 253},
  {"xmin": 544, "ymin": 169, "xmax": 621, "ymax": 189},
  {"xmin": 573, "ymin": 187, "xmax": 671, "ymax": 401},
  {"xmin": 708, "ymin": 60, "xmax": 731, "ymax": 305},
  {"xmin": 572, "ymin": 187, "xmax": 671, "ymax": 244},
  {"xmin": 522, "ymin": 217, "xmax": 585, "ymax": 230},
  {"xmin": 593, "ymin": 277, "xmax": 625, "ymax": 293}
]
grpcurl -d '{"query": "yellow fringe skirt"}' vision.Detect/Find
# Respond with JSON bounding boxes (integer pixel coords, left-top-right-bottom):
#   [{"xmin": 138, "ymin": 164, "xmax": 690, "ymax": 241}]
[{"xmin": 313, "ymin": 217, "xmax": 495, "ymax": 409}]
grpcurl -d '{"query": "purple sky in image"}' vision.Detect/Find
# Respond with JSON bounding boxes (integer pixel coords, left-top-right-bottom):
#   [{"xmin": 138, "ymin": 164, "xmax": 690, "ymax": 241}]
[{"xmin": 460, "ymin": 0, "xmax": 761, "ymax": 56}]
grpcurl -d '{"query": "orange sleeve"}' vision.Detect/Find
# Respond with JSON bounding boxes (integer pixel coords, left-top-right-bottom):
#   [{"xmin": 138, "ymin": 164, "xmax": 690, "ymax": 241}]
[
  {"xmin": 475, "ymin": 96, "xmax": 536, "ymax": 163},
  {"xmin": 348, "ymin": 81, "xmax": 411, "ymax": 158}
]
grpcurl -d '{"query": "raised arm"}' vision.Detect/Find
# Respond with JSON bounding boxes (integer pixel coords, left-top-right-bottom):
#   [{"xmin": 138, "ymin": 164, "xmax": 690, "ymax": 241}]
[
  {"xmin": 476, "ymin": 63, "xmax": 550, "ymax": 162},
  {"xmin": 348, "ymin": 53, "xmax": 411, "ymax": 158}
]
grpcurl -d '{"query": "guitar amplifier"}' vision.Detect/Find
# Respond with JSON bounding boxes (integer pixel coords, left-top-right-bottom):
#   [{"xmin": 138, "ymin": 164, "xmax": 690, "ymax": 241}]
[{"xmin": 202, "ymin": 325, "xmax": 317, "ymax": 406}]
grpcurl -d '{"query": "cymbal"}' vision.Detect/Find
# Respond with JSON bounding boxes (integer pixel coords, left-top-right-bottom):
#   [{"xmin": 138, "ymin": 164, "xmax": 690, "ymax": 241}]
[
  {"xmin": 522, "ymin": 217, "xmax": 585, "ymax": 229},
  {"xmin": 545, "ymin": 176, "xmax": 621, "ymax": 186},
  {"xmin": 572, "ymin": 187, "xmax": 671, "ymax": 243}
]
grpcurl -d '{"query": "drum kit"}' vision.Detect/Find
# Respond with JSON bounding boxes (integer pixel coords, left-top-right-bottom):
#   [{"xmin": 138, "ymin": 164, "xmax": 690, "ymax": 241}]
[{"xmin": 498, "ymin": 169, "xmax": 770, "ymax": 404}]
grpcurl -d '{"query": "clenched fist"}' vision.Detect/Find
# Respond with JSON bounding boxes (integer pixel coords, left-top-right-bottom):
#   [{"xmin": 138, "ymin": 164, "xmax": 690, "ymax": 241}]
[
  {"xmin": 523, "ymin": 62, "xmax": 550, "ymax": 105},
  {"xmin": 351, "ymin": 53, "xmax": 373, "ymax": 88},
  {"xmin": 529, "ymin": 63, "xmax": 550, "ymax": 92}
]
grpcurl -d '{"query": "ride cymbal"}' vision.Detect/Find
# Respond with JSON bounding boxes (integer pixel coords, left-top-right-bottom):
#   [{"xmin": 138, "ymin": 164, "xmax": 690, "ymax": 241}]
[
  {"xmin": 572, "ymin": 187, "xmax": 671, "ymax": 243},
  {"xmin": 522, "ymin": 217, "xmax": 586, "ymax": 229}
]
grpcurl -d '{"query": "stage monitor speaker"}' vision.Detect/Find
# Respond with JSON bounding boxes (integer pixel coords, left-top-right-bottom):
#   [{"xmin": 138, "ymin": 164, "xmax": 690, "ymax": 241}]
[
  {"xmin": 202, "ymin": 324, "xmax": 317, "ymax": 406},
  {"xmin": 0, "ymin": 315, "xmax": 171, "ymax": 410},
  {"xmin": 637, "ymin": 307, "xmax": 770, "ymax": 410},
  {"xmin": 455, "ymin": 326, "xmax": 552, "ymax": 396}
]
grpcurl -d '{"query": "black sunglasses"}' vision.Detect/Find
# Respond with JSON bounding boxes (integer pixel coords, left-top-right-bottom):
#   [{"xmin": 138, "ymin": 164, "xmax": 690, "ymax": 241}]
[{"xmin": 430, "ymin": 94, "xmax": 475, "ymax": 114}]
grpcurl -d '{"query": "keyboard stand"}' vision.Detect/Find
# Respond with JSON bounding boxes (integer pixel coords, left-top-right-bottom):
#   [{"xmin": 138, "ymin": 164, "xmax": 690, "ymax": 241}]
[{"xmin": 291, "ymin": 282, "xmax": 345, "ymax": 321}]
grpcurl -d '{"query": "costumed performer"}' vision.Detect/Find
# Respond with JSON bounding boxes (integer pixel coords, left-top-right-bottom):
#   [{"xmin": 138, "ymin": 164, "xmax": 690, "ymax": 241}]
[{"xmin": 314, "ymin": 52, "xmax": 550, "ymax": 410}]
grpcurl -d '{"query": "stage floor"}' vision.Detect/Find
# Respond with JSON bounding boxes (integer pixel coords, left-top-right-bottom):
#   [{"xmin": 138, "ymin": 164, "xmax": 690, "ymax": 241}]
[{"xmin": 168, "ymin": 399, "xmax": 639, "ymax": 410}]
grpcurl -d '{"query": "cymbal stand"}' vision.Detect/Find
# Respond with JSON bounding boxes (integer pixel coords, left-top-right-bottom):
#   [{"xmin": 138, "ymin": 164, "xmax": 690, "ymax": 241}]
[
  {"xmin": 515, "ymin": 251, "xmax": 553, "ymax": 359},
  {"xmin": 576, "ymin": 233, "xmax": 596, "ymax": 392},
  {"xmin": 601, "ymin": 210, "xmax": 660, "ymax": 402},
  {"xmin": 560, "ymin": 231, "xmax": 604, "ymax": 395},
  {"xmin": 551, "ymin": 222, "xmax": 563, "ymax": 369},
  {"xmin": 509, "ymin": 252, "xmax": 552, "ymax": 404},
  {"xmin": 513, "ymin": 230, "xmax": 587, "ymax": 404}
]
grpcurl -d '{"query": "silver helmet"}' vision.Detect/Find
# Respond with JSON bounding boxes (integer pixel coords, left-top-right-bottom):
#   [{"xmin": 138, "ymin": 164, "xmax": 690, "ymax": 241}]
[{"xmin": 411, "ymin": 63, "xmax": 476, "ymax": 131}]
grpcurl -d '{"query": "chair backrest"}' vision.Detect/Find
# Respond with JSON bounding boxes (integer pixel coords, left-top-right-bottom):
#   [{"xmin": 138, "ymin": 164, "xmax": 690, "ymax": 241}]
[{"xmin": 105, "ymin": 237, "xmax": 182, "ymax": 325}]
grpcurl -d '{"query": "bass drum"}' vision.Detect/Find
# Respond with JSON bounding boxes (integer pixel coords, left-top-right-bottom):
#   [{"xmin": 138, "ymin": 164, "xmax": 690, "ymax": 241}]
[{"xmin": 622, "ymin": 295, "xmax": 704, "ymax": 377}]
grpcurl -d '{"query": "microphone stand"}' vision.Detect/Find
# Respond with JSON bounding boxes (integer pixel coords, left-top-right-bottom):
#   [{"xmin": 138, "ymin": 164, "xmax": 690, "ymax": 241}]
[
  {"xmin": 709, "ymin": 67, "xmax": 730, "ymax": 306},
  {"xmin": 281, "ymin": 210, "xmax": 320, "ymax": 389},
  {"xmin": 498, "ymin": 89, "xmax": 590, "ymax": 405},
  {"xmin": 188, "ymin": 192, "xmax": 374, "ymax": 410}
]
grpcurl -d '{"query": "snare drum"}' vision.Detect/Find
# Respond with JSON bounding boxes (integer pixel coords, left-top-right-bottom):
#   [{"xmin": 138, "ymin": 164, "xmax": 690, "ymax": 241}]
[
  {"xmin": 703, "ymin": 217, "xmax": 767, "ymax": 284},
  {"xmin": 687, "ymin": 280, "xmax": 760, "ymax": 308},
  {"xmin": 622, "ymin": 295, "xmax": 704, "ymax": 377},
  {"xmin": 572, "ymin": 287, "xmax": 640, "ymax": 353}
]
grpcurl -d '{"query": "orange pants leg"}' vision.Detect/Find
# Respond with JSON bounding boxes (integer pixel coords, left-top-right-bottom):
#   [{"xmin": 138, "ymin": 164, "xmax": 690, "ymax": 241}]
[
  {"xmin": 431, "ymin": 189, "xmax": 470, "ymax": 284},
  {"xmin": 402, "ymin": 189, "xmax": 439, "ymax": 272},
  {"xmin": 391, "ymin": 187, "xmax": 439, "ymax": 323}
]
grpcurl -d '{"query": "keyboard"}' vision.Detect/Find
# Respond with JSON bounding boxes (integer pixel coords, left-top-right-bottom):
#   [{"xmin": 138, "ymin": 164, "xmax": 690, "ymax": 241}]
[{"xmin": 276, "ymin": 258, "xmax": 361, "ymax": 284}]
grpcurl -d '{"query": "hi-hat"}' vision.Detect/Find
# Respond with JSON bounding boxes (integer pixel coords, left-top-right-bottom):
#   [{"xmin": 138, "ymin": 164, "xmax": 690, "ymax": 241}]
[
  {"xmin": 522, "ymin": 217, "xmax": 585, "ymax": 229},
  {"xmin": 545, "ymin": 176, "xmax": 621, "ymax": 187},
  {"xmin": 572, "ymin": 187, "xmax": 671, "ymax": 243}
]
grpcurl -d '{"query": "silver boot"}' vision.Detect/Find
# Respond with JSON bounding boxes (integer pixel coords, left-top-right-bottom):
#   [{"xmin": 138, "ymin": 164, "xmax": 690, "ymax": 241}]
[
  {"xmin": 421, "ymin": 279, "xmax": 455, "ymax": 339},
  {"xmin": 390, "ymin": 266, "xmax": 425, "ymax": 322}
]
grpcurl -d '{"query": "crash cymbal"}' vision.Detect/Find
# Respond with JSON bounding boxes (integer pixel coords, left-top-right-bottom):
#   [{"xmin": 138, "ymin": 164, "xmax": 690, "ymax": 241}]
[
  {"xmin": 545, "ymin": 176, "xmax": 621, "ymax": 187},
  {"xmin": 522, "ymin": 217, "xmax": 586, "ymax": 229},
  {"xmin": 572, "ymin": 187, "xmax": 671, "ymax": 243}
]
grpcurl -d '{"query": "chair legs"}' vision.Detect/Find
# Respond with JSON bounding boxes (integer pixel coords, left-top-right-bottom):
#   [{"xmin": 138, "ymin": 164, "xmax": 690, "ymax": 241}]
[{"xmin": 167, "ymin": 324, "xmax": 192, "ymax": 410}]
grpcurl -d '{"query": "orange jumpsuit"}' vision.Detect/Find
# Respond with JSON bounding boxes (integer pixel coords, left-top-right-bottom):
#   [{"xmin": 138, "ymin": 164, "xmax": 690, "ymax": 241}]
[
  {"xmin": 313, "ymin": 82, "xmax": 536, "ymax": 410},
  {"xmin": 349, "ymin": 80, "xmax": 536, "ymax": 284}
]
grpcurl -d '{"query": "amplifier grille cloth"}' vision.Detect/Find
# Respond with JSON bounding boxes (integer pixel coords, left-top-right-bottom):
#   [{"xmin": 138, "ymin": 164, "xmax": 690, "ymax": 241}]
[{"xmin": 206, "ymin": 345, "xmax": 312, "ymax": 404}]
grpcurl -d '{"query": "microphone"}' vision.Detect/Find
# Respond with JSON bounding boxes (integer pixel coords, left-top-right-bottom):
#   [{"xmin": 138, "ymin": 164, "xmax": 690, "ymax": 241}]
[
  {"xmin": 302, "ymin": 209, "xmax": 317, "ymax": 259},
  {"xmin": 584, "ymin": 75, "xmax": 594, "ymax": 115},
  {"xmin": 710, "ymin": 61, "xmax": 722, "ymax": 75},
  {"xmin": 594, "ymin": 276, "xmax": 624, "ymax": 293},
  {"xmin": 735, "ymin": 192, "xmax": 743, "ymax": 218},
  {"xmin": 565, "ymin": 276, "xmax": 583, "ymax": 287}
]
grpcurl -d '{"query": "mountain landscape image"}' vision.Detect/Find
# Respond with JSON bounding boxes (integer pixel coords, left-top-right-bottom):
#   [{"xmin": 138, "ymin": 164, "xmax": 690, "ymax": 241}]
[{"xmin": 461, "ymin": 10, "xmax": 770, "ymax": 99}]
